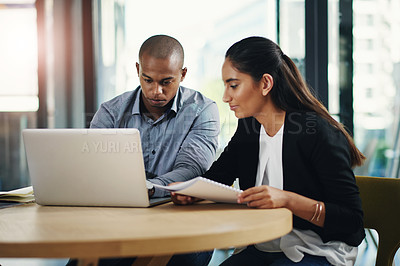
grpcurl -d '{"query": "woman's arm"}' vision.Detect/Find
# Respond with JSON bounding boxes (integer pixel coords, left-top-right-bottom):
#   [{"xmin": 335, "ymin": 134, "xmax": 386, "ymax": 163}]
[
  {"xmin": 238, "ymin": 186, "xmax": 326, "ymax": 227},
  {"xmin": 171, "ymin": 118, "xmax": 259, "ymax": 205}
]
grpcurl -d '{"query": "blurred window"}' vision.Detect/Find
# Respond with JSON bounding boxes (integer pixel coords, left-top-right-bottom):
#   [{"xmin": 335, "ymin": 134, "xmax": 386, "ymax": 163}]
[
  {"xmin": 94, "ymin": 0, "xmax": 278, "ymax": 152},
  {"xmin": 0, "ymin": 1, "xmax": 38, "ymax": 112},
  {"xmin": 0, "ymin": 0, "xmax": 38, "ymax": 190}
]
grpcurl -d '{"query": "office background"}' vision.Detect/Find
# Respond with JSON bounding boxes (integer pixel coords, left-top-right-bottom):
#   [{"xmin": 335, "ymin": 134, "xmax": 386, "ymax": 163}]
[{"xmin": 0, "ymin": 0, "xmax": 399, "ymax": 265}]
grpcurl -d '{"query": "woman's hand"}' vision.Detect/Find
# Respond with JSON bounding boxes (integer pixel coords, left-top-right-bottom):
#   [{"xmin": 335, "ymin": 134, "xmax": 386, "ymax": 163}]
[{"xmin": 237, "ymin": 185, "xmax": 289, "ymax": 209}]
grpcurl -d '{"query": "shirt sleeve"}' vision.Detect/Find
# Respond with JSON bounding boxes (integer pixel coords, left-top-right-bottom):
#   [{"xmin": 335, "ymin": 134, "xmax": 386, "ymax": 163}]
[
  {"xmin": 90, "ymin": 103, "xmax": 116, "ymax": 128},
  {"xmin": 202, "ymin": 118, "xmax": 248, "ymax": 186},
  {"xmin": 150, "ymin": 102, "xmax": 220, "ymax": 197}
]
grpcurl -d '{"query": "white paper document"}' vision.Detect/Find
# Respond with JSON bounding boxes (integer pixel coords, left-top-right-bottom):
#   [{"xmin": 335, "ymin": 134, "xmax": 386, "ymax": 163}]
[
  {"xmin": 0, "ymin": 186, "xmax": 35, "ymax": 203},
  {"xmin": 153, "ymin": 177, "xmax": 242, "ymax": 203}
]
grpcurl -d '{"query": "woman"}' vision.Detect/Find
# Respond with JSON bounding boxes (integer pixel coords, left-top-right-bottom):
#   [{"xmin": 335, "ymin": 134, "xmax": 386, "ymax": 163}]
[{"xmin": 172, "ymin": 36, "xmax": 366, "ymax": 265}]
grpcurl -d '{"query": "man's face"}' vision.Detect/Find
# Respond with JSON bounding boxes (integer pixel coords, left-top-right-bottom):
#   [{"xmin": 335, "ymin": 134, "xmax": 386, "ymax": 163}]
[{"xmin": 136, "ymin": 52, "xmax": 186, "ymax": 118}]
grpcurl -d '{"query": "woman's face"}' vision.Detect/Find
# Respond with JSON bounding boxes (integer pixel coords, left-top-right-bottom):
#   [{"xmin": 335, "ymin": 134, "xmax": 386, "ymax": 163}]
[{"xmin": 221, "ymin": 59, "xmax": 266, "ymax": 119}]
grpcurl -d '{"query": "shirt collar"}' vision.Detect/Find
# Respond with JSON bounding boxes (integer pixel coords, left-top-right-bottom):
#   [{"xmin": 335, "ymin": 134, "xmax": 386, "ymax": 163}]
[
  {"xmin": 131, "ymin": 86, "xmax": 182, "ymax": 115},
  {"xmin": 131, "ymin": 88, "xmax": 141, "ymax": 115},
  {"xmin": 170, "ymin": 86, "xmax": 182, "ymax": 114}
]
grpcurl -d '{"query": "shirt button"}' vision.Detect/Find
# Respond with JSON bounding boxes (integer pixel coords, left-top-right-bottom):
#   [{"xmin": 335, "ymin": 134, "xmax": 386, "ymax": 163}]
[{"xmin": 152, "ymin": 150, "xmax": 156, "ymax": 155}]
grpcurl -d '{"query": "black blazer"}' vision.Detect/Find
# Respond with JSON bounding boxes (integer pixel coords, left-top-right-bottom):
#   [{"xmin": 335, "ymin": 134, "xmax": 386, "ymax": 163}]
[{"xmin": 203, "ymin": 111, "xmax": 365, "ymax": 246}]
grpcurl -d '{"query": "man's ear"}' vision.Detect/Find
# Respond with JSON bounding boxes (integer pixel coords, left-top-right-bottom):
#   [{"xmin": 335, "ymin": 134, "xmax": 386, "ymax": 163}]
[
  {"xmin": 261, "ymin": 73, "xmax": 274, "ymax": 96},
  {"xmin": 136, "ymin": 62, "xmax": 140, "ymax": 76},
  {"xmin": 181, "ymin": 67, "xmax": 187, "ymax": 82}
]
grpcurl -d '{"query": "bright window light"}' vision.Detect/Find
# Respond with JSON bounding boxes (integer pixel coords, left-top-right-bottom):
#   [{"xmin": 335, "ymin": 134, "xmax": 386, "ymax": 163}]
[{"xmin": 0, "ymin": 6, "xmax": 38, "ymax": 112}]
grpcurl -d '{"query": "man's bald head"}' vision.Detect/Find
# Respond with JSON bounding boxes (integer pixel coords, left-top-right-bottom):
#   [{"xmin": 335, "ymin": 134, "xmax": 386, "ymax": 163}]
[{"xmin": 139, "ymin": 35, "xmax": 184, "ymax": 68}]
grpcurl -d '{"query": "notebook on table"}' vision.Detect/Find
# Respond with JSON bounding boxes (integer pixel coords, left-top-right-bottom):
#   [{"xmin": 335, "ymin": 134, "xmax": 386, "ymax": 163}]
[
  {"xmin": 22, "ymin": 128, "xmax": 170, "ymax": 207},
  {"xmin": 154, "ymin": 177, "xmax": 243, "ymax": 204}
]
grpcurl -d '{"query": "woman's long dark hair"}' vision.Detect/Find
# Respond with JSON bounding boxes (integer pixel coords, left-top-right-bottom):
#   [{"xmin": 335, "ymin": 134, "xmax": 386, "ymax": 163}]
[{"xmin": 226, "ymin": 36, "xmax": 365, "ymax": 167}]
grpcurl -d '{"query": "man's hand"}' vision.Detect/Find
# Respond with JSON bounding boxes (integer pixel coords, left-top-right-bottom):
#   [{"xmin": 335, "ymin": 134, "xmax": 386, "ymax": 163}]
[
  {"xmin": 169, "ymin": 182, "xmax": 202, "ymax": 205},
  {"xmin": 146, "ymin": 180, "xmax": 155, "ymax": 197}
]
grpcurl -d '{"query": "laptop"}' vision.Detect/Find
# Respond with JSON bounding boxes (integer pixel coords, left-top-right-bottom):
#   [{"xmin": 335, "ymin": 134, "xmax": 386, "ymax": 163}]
[{"xmin": 22, "ymin": 128, "xmax": 171, "ymax": 207}]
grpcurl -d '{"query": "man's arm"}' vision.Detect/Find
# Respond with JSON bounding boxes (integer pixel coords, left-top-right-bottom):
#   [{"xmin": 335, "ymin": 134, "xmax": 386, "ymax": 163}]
[
  {"xmin": 90, "ymin": 103, "xmax": 116, "ymax": 128},
  {"xmin": 89, "ymin": 91, "xmax": 135, "ymax": 128},
  {"xmin": 150, "ymin": 102, "xmax": 220, "ymax": 197}
]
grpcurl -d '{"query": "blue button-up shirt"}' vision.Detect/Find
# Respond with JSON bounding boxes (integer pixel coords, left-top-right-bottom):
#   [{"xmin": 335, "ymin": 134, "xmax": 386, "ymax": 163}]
[{"xmin": 90, "ymin": 86, "xmax": 220, "ymax": 197}]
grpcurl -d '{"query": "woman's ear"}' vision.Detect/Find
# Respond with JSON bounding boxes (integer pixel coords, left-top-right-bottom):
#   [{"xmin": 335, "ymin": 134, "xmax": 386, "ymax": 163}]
[{"xmin": 261, "ymin": 73, "xmax": 274, "ymax": 96}]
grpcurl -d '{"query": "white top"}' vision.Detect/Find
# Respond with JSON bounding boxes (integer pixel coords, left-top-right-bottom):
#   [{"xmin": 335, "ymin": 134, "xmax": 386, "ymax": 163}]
[
  {"xmin": 235, "ymin": 125, "xmax": 358, "ymax": 266},
  {"xmin": 255, "ymin": 124, "xmax": 284, "ymax": 189}
]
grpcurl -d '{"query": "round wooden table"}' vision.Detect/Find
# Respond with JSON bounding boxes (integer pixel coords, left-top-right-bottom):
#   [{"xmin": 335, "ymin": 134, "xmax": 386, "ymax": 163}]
[{"xmin": 0, "ymin": 202, "xmax": 292, "ymax": 265}]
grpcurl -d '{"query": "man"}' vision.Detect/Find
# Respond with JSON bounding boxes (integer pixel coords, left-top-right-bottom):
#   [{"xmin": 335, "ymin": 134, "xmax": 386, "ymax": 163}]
[
  {"xmin": 84, "ymin": 35, "xmax": 218, "ymax": 266},
  {"xmin": 90, "ymin": 34, "xmax": 219, "ymax": 199}
]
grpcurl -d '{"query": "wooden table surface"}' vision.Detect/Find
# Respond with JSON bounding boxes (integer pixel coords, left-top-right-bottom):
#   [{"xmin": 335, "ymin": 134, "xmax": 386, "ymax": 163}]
[{"xmin": 0, "ymin": 201, "xmax": 292, "ymax": 265}]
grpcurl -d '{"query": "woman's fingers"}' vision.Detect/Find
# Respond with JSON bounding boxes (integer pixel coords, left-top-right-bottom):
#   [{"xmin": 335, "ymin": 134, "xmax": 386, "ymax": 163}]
[{"xmin": 238, "ymin": 185, "xmax": 286, "ymax": 209}]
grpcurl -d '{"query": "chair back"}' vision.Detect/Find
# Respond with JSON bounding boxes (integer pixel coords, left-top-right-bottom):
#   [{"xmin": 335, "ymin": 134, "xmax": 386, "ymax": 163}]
[{"xmin": 355, "ymin": 175, "xmax": 400, "ymax": 266}]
